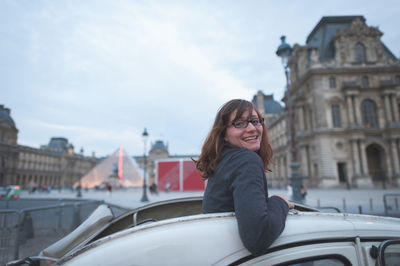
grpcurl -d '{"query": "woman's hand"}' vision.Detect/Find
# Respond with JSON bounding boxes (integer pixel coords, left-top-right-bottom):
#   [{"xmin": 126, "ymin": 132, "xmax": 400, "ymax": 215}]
[{"xmin": 274, "ymin": 194, "xmax": 295, "ymax": 209}]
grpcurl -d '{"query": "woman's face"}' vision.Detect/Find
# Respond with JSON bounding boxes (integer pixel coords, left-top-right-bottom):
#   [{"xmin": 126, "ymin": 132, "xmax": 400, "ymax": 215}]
[{"xmin": 224, "ymin": 109, "xmax": 263, "ymax": 151}]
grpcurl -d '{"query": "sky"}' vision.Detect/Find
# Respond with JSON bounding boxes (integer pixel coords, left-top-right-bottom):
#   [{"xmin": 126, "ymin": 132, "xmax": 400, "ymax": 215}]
[{"xmin": 1, "ymin": 0, "xmax": 400, "ymax": 158}]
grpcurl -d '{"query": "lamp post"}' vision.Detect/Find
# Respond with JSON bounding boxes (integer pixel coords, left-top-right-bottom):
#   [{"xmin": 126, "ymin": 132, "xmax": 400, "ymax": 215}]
[
  {"xmin": 76, "ymin": 177, "xmax": 82, "ymax": 198},
  {"xmin": 276, "ymin": 36, "xmax": 303, "ymax": 203},
  {"xmin": 141, "ymin": 128, "xmax": 149, "ymax": 202}
]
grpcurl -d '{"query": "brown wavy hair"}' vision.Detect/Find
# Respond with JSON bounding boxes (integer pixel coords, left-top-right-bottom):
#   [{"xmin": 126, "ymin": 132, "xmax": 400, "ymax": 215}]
[{"xmin": 194, "ymin": 99, "xmax": 273, "ymax": 180}]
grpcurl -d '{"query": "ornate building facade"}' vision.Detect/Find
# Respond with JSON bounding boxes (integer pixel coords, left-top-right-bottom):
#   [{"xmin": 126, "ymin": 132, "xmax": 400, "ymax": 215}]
[
  {"xmin": 0, "ymin": 105, "xmax": 98, "ymax": 188},
  {"xmin": 257, "ymin": 16, "xmax": 400, "ymax": 188},
  {"xmin": 253, "ymin": 92, "xmax": 289, "ymax": 188}
]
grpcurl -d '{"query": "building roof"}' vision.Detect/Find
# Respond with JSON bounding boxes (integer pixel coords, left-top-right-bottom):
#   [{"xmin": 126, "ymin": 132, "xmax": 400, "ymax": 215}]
[
  {"xmin": 306, "ymin": 16, "xmax": 365, "ymax": 44},
  {"xmin": 0, "ymin": 105, "xmax": 16, "ymax": 126},
  {"xmin": 46, "ymin": 137, "xmax": 70, "ymax": 154},
  {"xmin": 306, "ymin": 16, "xmax": 366, "ymax": 61},
  {"xmin": 252, "ymin": 94, "xmax": 283, "ymax": 114},
  {"xmin": 150, "ymin": 140, "xmax": 169, "ymax": 153},
  {"xmin": 305, "ymin": 15, "xmax": 398, "ymax": 62}
]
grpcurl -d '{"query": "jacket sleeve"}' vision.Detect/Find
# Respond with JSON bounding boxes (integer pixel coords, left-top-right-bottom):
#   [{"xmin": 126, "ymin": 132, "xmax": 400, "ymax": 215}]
[{"xmin": 228, "ymin": 150, "xmax": 289, "ymax": 256}]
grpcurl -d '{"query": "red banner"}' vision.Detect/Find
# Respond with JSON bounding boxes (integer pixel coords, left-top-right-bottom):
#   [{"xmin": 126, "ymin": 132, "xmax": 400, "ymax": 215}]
[
  {"xmin": 157, "ymin": 159, "xmax": 204, "ymax": 191},
  {"xmin": 183, "ymin": 161, "xmax": 204, "ymax": 190}
]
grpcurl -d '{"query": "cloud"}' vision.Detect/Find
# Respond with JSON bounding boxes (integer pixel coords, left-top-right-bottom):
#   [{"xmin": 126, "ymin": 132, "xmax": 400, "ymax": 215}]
[
  {"xmin": 33, "ymin": 120, "xmax": 143, "ymax": 155},
  {"xmin": 2, "ymin": 0, "xmax": 400, "ymax": 157}
]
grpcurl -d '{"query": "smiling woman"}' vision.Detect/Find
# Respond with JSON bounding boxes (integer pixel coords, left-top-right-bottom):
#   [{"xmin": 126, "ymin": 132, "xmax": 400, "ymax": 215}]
[
  {"xmin": 194, "ymin": 99, "xmax": 293, "ymax": 256},
  {"xmin": 224, "ymin": 109, "xmax": 264, "ymax": 152}
]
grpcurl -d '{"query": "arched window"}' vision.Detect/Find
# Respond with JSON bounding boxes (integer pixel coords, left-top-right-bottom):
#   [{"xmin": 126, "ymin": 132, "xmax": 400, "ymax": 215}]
[
  {"xmin": 354, "ymin": 43, "xmax": 366, "ymax": 63},
  {"xmin": 361, "ymin": 99, "xmax": 378, "ymax": 128},
  {"xmin": 331, "ymin": 105, "xmax": 341, "ymax": 127},
  {"xmin": 361, "ymin": 76, "xmax": 369, "ymax": 88}
]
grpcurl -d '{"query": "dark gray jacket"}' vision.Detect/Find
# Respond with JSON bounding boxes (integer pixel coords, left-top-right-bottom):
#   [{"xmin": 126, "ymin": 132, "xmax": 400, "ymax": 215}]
[{"xmin": 203, "ymin": 145, "xmax": 289, "ymax": 256}]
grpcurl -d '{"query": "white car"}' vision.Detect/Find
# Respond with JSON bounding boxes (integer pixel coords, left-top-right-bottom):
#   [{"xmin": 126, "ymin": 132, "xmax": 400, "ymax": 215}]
[{"xmin": 7, "ymin": 197, "xmax": 400, "ymax": 266}]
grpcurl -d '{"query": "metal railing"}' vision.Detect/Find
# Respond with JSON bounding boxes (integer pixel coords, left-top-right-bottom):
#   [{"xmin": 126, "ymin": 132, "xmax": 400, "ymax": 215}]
[
  {"xmin": 384, "ymin": 194, "xmax": 400, "ymax": 217},
  {"xmin": 309, "ymin": 193, "xmax": 400, "ymax": 217},
  {"xmin": 0, "ymin": 198, "xmax": 129, "ymax": 265},
  {"xmin": 0, "ymin": 209, "xmax": 20, "ymax": 262}
]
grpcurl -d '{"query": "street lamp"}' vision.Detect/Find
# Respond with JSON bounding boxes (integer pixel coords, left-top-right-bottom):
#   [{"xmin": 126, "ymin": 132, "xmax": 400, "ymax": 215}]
[
  {"xmin": 140, "ymin": 128, "xmax": 149, "ymax": 202},
  {"xmin": 76, "ymin": 178, "xmax": 82, "ymax": 198},
  {"xmin": 276, "ymin": 35, "xmax": 303, "ymax": 203}
]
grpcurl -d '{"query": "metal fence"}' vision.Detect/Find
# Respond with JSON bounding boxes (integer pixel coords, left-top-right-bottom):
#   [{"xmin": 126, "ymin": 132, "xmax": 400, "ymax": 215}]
[
  {"xmin": 0, "ymin": 198, "xmax": 129, "ymax": 265},
  {"xmin": 0, "ymin": 209, "xmax": 20, "ymax": 263},
  {"xmin": 310, "ymin": 193, "xmax": 400, "ymax": 217},
  {"xmin": 384, "ymin": 194, "xmax": 400, "ymax": 217}
]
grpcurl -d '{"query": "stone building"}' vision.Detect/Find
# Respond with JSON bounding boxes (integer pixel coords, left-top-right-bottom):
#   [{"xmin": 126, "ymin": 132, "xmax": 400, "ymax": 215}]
[
  {"xmin": 0, "ymin": 105, "xmax": 19, "ymax": 186},
  {"xmin": 257, "ymin": 16, "xmax": 400, "ymax": 188},
  {"xmin": 0, "ymin": 105, "xmax": 98, "ymax": 188}
]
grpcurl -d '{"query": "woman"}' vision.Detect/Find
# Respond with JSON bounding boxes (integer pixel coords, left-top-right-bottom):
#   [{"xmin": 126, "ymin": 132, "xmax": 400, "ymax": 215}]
[{"xmin": 195, "ymin": 99, "xmax": 293, "ymax": 256}]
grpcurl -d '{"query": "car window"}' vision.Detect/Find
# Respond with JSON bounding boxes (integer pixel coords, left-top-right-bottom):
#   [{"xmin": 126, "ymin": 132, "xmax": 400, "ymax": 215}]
[
  {"xmin": 281, "ymin": 257, "xmax": 348, "ymax": 266},
  {"xmin": 383, "ymin": 243, "xmax": 400, "ymax": 266}
]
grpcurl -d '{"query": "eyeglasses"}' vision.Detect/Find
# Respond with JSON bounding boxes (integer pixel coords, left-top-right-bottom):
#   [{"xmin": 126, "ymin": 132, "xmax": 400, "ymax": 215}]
[{"xmin": 231, "ymin": 118, "xmax": 264, "ymax": 129}]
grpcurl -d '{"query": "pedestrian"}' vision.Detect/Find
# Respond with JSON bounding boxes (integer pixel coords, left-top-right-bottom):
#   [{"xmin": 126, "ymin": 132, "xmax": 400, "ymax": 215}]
[
  {"xmin": 149, "ymin": 183, "xmax": 158, "ymax": 195},
  {"xmin": 195, "ymin": 99, "xmax": 293, "ymax": 256},
  {"xmin": 28, "ymin": 180, "xmax": 36, "ymax": 194},
  {"xmin": 76, "ymin": 184, "xmax": 82, "ymax": 198},
  {"xmin": 301, "ymin": 185, "xmax": 307, "ymax": 202},
  {"xmin": 165, "ymin": 182, "xmax": 170, "ymax": 192},
  {"xmin": 106, "ymin": 184, "xmax": 112, "ymax": 195},
  {"xmin": 286, "ymin": 185, "xmax": 293, "ymax": 201}
]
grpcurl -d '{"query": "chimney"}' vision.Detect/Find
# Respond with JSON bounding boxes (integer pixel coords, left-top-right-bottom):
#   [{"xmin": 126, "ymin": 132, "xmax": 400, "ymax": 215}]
[{"xmin": 256, "ymin": 91, "xmax": 265, "ymax": 115}]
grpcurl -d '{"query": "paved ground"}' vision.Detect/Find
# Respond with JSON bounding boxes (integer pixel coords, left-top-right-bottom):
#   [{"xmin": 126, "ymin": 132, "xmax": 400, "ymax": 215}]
[{"xmin": 21, "ymin": 187, "xmax": 400, "ymax": 215}]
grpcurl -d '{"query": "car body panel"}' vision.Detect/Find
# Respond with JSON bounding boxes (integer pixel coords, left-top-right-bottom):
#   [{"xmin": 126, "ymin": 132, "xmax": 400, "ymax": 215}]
[
  {"xmin": 276, "ymin": 212, "xmax": 400, "ymax": 246},
  {"xmin": 62, "ymin": 211, "xmax": 400, "ymax": 266},
  {"xmin": 64, "ymin": 214, "xmax": 244, "ymax": 266}
]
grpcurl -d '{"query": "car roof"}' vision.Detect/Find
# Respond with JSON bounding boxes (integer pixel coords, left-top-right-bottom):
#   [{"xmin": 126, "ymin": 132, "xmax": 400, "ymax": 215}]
[
  {"xmin": 62, "ymin": 211, "xmax": 400, "ymax": 265},
  {"xmin": 278, "ymin": 211, "xmax": 400, "ymax": 245}
]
